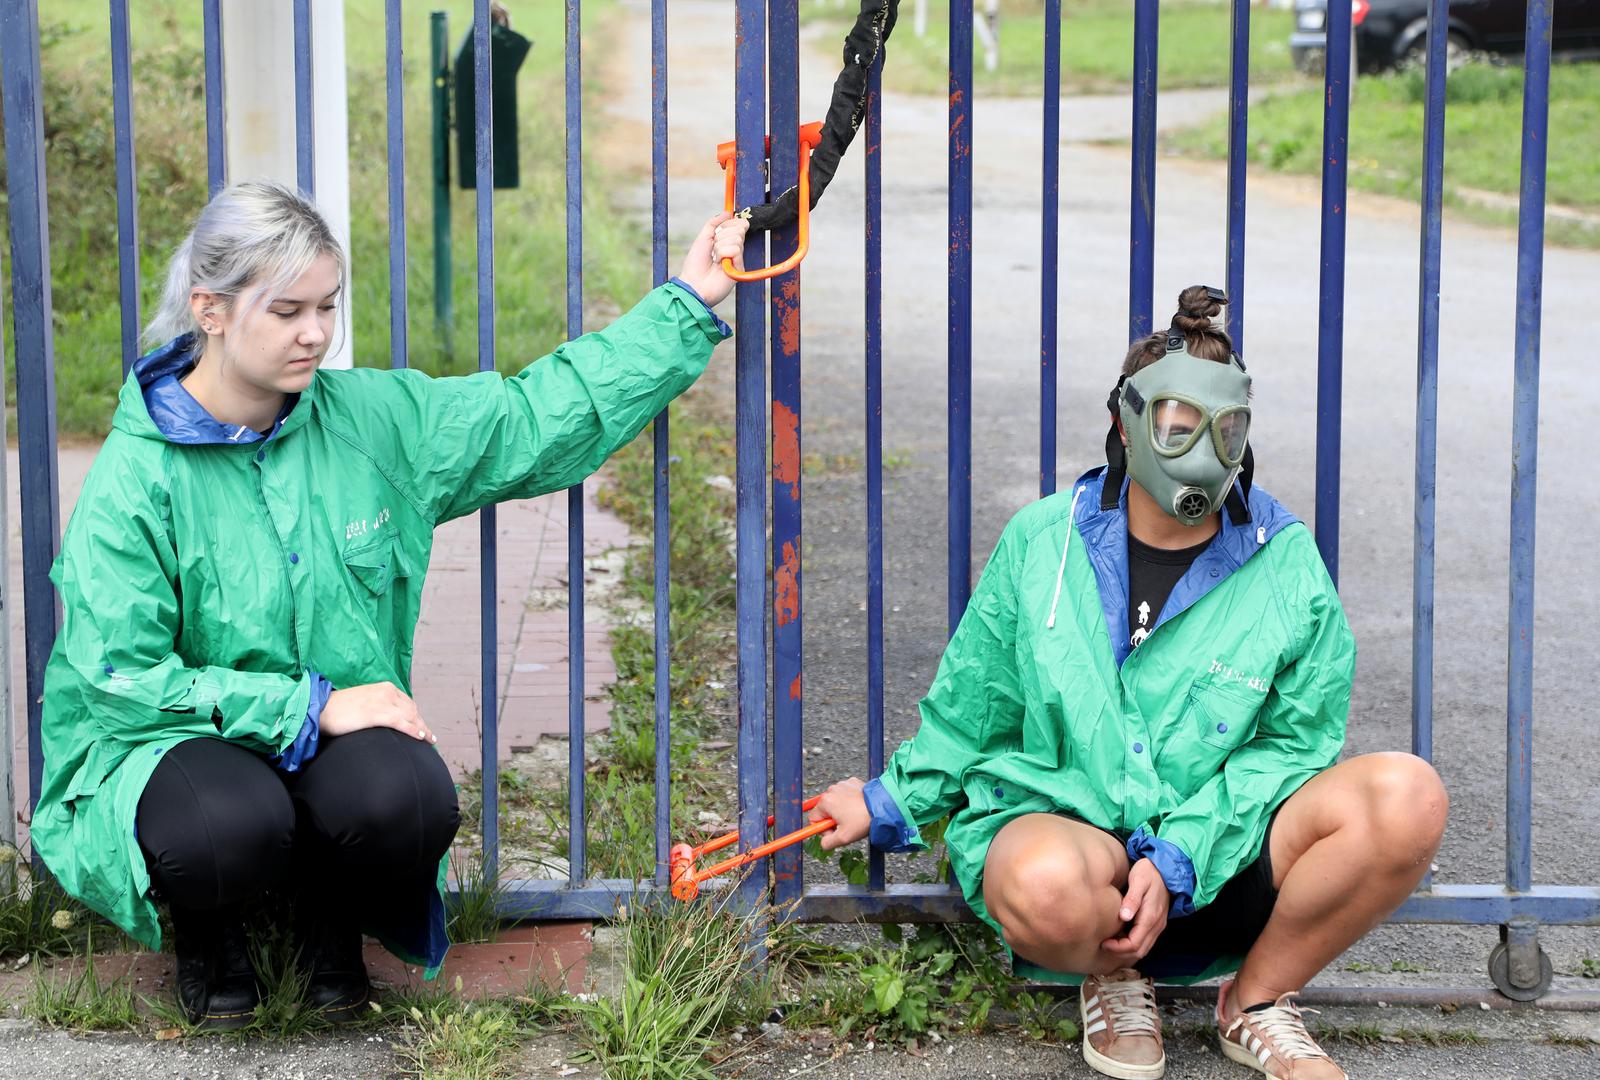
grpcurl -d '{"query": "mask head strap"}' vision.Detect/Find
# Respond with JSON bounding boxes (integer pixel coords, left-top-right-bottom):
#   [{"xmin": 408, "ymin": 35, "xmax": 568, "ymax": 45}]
[
  {"xmin": 1103, "ymin": 376, "xmax": 1128, "ymax": 510},
  {"xmin": 1224, "ymin": 443, "xmax": 1255, "ymax": 525}
]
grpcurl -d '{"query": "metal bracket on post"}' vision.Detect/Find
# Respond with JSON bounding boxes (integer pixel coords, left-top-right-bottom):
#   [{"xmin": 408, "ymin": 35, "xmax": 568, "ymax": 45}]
[{"xmin": 1489, "ymin": 917, "xmax": 1554, "ymax": 1001}]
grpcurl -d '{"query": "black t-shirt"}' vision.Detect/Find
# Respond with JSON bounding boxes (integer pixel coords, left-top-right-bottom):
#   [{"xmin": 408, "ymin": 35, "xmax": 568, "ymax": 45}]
[{"xmin": 1127, "ymin": 531, "xmax": 1214, "ymax": 649}]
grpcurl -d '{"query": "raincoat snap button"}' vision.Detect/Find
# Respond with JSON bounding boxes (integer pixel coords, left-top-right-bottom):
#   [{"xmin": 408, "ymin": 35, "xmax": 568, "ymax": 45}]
[
  {"xmin": 256, "ymin": 451, "xmax": 266, "ymax": 462},
  {"xmin": 1217, "ymin": 722, "xmax": 1228, "ymax": 734},
  {"xmin": 1132, "ymin": 742, "xmax": 1143, "ymax": 754},
  {"xmin": 289, "ymin": 552, "xmax": 300, "ymax": 565},
  {"xmin": 993, "ymin": 786, "xmax": 1004, "ymax": 800},
  {"xmin": 1209, "ymin": 568, "xmax": 1219, "ymax": 578}
]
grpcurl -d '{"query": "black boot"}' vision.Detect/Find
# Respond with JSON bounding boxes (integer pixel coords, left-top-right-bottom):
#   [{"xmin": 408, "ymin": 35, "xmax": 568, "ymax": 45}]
[
  {"xmin": 171, "ymin": 906, "xmax": 260, "ymax": 1031},
  {"xmin": 294, "ymin": 905, "xmax": 371, "ymax": 1022}
]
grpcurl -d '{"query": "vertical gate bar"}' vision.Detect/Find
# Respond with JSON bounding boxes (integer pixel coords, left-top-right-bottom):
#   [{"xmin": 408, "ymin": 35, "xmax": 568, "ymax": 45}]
[
  {"xmin": 110, "ymin": 0, "xmax": 140, "ymax": 375},
  {"xmin": 430, "ymin": 13, "xmax": 454, "ymax": 344},
  {"xmin": 565, "ymin": 0, "xmax": 589, "ymax": 886},
  {"xmin": 1412, "ymin": 0, "xmax": 1448, "ymax": 769},
  {"xmin": 1314, "ymin": 0, "xmax": 1352, "ymax": 585},
  {"xmin": 1506, "ymin": 0, "xmax": 1551, "ymax": 897},
  {"xmin": 203, "ymin": 0, "xmax": 226, "ymax": 196},
  {"xmin": 1224, "ymin": 0, "xmax": 1249, "ymax": 354},
  {"xmin": 1128, "ymin": 0, "xmax": 1157, "ymax": 341},
  {"xmin": 651, "ymin": 0, "xmax": 673, "ymax": 888},
  {"xmin": 865, "ymin": 51, "xmax": 886, "ymax": 893},
  {"xmin": 733, "ymin": 0, "xmax": 770, "ymax": 912},
  {"xmin": 769, "ymin": 0, "xmax": 805, "ymax": 906},
  {"xmin": 386, "ymin": 0, "xmax": 409, "ymax": 370},
  {"xmin": 472, "ymin": 0, "xmax": 500, "ymax": 880},
  {"xmin": 1040, "ymin": 0, "xmax": 1060, "ymax": 499},
  {"xmin": 0, "ymin": 0, "xmax": 63, "ymax": 816},
  {"xmin": 948, "ymin": 0, "xmax": 973, "ymax": 631},
  {"xmin": 292, "ymin": 0, "xmax": 315, "ymax": 196}
]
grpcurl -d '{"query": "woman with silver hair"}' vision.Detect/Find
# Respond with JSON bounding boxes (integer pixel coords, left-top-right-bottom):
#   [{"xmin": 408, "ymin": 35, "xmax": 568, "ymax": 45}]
[{"xmin": 31, "ymin": 179, "xmax": 747, "ymax": 1028}]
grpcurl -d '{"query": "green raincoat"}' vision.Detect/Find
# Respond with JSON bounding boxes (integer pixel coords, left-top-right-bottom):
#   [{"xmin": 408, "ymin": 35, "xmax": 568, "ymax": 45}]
[
  {"xmin": 31, "ymin": 281, "xmax": 729, "ymax": 966},
  {"xmin": 865, "ymin": 469, "xmax": 1353, "ymax": 969}
]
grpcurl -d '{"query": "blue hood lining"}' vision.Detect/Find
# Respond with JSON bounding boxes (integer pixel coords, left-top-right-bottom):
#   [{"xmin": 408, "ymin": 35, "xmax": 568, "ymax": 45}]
[
  {"xmin": 1068, "ymin": 466, "xmax": 1300, "ymax": 667},
  {"xmin": 133, "ymin": 335, "xmax": 294, "ymax": 446}
]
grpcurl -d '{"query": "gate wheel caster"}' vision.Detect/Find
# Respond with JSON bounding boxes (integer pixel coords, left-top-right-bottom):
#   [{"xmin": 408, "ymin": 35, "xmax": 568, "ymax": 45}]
[{"xmin": 1488, "ymin": 940, "xmax": 1553, "ymax": 1001}]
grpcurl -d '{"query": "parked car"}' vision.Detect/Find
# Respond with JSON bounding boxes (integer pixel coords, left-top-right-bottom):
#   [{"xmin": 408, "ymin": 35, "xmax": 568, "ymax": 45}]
[{"xmin": 1290, "ymin": 0, "xmax": 1600, "ymax": 74}]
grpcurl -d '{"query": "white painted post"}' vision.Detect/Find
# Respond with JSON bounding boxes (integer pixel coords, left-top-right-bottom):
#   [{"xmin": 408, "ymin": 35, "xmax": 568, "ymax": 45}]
[
  {"xmin": 220, "ymin": 0, "xmax": 354, "ymax": 368},
  {"xmin": 974, "ymin": 0, "xmax": 1000, "ymax": 72},
  {"xmin": 1, "ymin": 295, "xmax": 12, "ymax": 879},
  {"xmin": 914, "ymin": 0, "xmax": 927, "ymax": 38}
]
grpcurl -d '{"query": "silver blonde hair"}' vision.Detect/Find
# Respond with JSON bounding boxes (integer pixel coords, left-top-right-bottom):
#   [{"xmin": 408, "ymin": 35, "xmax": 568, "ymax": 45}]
[{"xmin": 142, "ymin": 179, "xmax": 348, "ymax": 349}]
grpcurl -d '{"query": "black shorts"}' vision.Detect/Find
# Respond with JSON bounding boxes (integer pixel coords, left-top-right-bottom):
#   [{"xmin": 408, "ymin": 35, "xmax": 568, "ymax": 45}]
[{"xmin": 1070, "ymin": 809, "xmax": 1281, "ymax": 977}]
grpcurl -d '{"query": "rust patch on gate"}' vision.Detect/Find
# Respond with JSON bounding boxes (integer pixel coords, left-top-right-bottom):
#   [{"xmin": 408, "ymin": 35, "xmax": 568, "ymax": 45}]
[
  {"xmin": 774, "ymin": 540, "xmax": 800, "ymax": 627},
  {"xmin": 776, "ymin": 276, "xmax": 802, "ymax": 356},
  {"xmin": 773, "ymin": 400, "xmax": 801, "ymax": 500}
]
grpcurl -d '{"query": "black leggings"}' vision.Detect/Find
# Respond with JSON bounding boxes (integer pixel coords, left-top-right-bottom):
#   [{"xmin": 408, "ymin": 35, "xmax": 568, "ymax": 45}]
[{"xmin": 135, "ymin": 729, "xmax": 460, "ymax": 912}]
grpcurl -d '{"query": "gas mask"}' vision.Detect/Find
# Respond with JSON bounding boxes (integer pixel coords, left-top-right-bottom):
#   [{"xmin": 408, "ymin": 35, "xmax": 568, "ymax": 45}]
[{"xmin": 1103, "ymin": 316, "xmax": 1254, "ymax": 527}]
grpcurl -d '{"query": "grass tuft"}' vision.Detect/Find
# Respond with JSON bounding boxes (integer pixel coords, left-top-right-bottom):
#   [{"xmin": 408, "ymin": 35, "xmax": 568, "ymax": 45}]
[
  {"xmin": 26, "ymin": 928, "xmax": 141, "ymax": 1032},
  {"xmin": 564, "ymin": 894, "xmax": 762, "ymax": 1080}
]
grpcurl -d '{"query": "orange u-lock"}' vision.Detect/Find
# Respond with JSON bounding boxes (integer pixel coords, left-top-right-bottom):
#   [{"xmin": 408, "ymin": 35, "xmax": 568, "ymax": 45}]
[{"xmin": 715, "ymin": 120, "xmax": 825, "ymax": 283}]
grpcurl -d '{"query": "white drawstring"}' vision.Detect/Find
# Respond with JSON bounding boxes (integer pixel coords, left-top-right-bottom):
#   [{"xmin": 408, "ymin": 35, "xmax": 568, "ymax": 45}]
[{"xmin": 1046, "ymin": 484, "xmax": 1087, "ymax": 629}]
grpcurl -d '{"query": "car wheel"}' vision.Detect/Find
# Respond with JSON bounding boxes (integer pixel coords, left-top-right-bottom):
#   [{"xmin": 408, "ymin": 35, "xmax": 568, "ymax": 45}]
[
  {"xmin": 1292, "ymin": 46, "xmax": 1325, "ymax": 76},
  {"xmin": 1403, "ymin": 30, "xmax": 1473, "ymax": 72}
]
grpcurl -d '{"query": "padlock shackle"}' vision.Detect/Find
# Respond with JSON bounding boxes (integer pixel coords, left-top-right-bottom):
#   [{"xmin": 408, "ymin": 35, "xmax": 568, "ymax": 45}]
[{"xmin": 716, "ymin": 121, "xmax": 824, "ymax": 283}]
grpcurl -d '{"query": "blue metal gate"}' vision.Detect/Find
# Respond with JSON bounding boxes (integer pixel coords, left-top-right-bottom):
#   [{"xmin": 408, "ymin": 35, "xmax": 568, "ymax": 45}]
[{"xmin": 2, "ymin": 0, "xmax": 1594, "ymax": 1002}]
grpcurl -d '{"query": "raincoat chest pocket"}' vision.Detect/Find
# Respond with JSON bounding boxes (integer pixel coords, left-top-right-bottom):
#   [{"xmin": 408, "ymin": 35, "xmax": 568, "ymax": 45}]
[
  {"xmin": 1189, "ymin": 684, "xmax": 1261, "ymax": 752},
  {"xmin": 343, "ymin": 533, "xmax": 408, "ymax": 596}
]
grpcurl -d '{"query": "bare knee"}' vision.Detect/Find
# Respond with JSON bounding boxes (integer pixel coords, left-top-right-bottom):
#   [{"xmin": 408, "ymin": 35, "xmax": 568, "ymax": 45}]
[
  {"xmin": 991, "ymin": 848, "xmax": 1111, "ymax": 953},
  {"xmin": 1358, "ymin": 752, "xmax": 1448, "ymax": 868}
]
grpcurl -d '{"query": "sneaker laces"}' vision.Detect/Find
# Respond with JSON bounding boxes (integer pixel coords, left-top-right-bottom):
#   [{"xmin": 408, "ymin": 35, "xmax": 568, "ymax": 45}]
[
  {"xmin": 1233, "ymin": 995, "xmax": 1329, "ymax": 1061},
  {"xmin": 1100, "ymin": 975, "xmax": 1160, "ymax": 1038}
]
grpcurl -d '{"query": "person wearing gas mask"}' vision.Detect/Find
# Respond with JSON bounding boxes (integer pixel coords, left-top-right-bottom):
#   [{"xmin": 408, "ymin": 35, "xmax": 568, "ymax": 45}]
[{"xmin": 809, "ymin": 287, "xmax": 1447, "ymax": 1080}]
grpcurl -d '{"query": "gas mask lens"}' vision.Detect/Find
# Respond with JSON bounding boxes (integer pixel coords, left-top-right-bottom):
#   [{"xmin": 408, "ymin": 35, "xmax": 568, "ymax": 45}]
[
  {"xmin": 1149, "ymin": 397, "xmax": 1251, "ymax": 468},
  {"xmin": 1152, "ymin": 399, "xmax": 1204, "ymax": 452},
  {"xmin": 1214, "ymin": 407, "xmax": 1250, "ymax": 466}
]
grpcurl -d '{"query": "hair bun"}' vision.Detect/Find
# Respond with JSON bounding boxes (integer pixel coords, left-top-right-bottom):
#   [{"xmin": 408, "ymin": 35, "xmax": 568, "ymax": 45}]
[{"xmin": 1172, "ymin": 284, "xmax": 1223, "ymax": 333}]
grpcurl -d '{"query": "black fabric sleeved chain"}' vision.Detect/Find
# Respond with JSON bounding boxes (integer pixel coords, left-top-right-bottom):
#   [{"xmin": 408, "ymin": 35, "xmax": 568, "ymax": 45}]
[{"xmin": 739, "ymin": 0, "xmax": 900, "ymax": 233}]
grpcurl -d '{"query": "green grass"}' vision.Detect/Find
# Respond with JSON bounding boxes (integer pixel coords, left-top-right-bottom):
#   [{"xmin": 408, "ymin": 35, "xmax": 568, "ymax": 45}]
[
  {"xmin": 0, "ymin": 843, "xmax": 130, "ymax": 961},
  {"xmin": 1165, "ymin": 59, "xmax": 1600, "ymax": 247},
  {"xmin": 391, "ymin": 992, "xmax": 553, "ymax": 1080},
  {"xmin": 564, "ymin": 897, "xmax": 763, "ymax": 1080},
  {"xmin": 1344, "ymin": 958, "xmax": 1427, "ymax": 974},
  {"xmin": 27, "ymin": 929, "xmax": 141, "ymax": 1032},
  {"xmin": 802, "ymin": 0, "xmax": 1300, "ymax": 97},
  {"xmin": 4, "ymin": 0, "xmax": 646, "ymax": 436}
]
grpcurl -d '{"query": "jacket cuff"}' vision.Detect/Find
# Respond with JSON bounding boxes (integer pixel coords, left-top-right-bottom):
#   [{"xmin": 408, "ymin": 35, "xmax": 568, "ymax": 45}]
[
  {"xmin": 1127, "ymin": 826, "xmax": 1197, "ymax": 917},
  {"xmin": 272, "ymin": 672, "xmax": 331, "ymax": 773},
  {"xmin": 667, "ymin": 277, "xmax": 733, "ymax": 339},
  {"xmin": 864, "ymin": 776, "xmax": 922, "ymax": 853}
]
